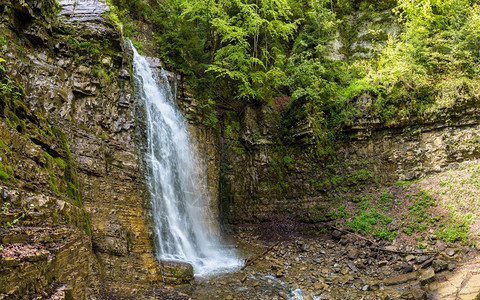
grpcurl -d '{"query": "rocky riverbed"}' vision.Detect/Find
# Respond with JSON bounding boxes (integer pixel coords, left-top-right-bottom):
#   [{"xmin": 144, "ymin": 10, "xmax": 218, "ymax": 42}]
[
  {"xmin": 3, "ymin": 214, "xmax": 479, "ymax": 299},
  {"xmin": 169, "ymin": 218, "xmax": 480, "ymax": 300}
]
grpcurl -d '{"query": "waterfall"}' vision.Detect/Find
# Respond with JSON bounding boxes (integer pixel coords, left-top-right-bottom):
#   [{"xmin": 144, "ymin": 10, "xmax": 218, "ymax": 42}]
[{"xmin": 130, "ymin": 42, "xmax": 241, "ymax": 276}]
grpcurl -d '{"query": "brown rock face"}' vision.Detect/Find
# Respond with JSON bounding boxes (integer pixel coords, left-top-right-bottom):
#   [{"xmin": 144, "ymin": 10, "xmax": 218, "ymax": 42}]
[
  {"xmin": 383, "ymin": 271, "xmax": 419, "ymax": 286},
  {"xmin": 0, "ymin": 187, "xmax": 93, "ymax": 298},
  {"xmin": 161, "ymin": 260, "xmax": 194, "ymax": 284},
  {"xmin": 0, "ymin": 226, "xmax": 92, "ymax": 298},
  {"xmin": 0, "ymin": 0, "xmax": 168, "ymax": 296},
  {"xmin": 219, "ymin": 98, "xmax": 480, "ymax": 223}
]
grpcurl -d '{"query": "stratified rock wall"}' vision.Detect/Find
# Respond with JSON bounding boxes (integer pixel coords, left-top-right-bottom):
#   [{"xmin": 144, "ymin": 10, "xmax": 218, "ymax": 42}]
[
  {"xmin": 219, "ymin": 99, "xmax": 480, "ymax": 223},
  {"xmin": 175, "ymin": 77, "xmax": 222, "ymax": 235},
  {"xmin": 340, "ymin": 100, "xmax": 480, "ymax": 181},
  {"xmin": 0, "ymin": 0, "xmax": 163, "ymax": 297}
]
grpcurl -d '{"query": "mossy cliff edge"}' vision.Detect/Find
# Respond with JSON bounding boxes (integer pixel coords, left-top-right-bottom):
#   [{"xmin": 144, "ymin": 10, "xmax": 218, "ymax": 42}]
[{"xmin": 0, "ymin": 0, "xmax": 171, "ymax": 297}]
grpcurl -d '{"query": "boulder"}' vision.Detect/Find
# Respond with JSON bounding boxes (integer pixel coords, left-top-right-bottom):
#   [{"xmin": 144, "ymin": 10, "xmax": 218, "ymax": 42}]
[
  {"xmin": 383, "ymin": 271, "xmax": 418, "ymax": 286},
  {"xmin": 419, "ymin": 269, "xmax": 435, "ymax": 286},
  {"xmin": 347, "ymin": 248, "xmax": 359, "ymax": 260},
  {"xmin": 161, "ymin": 260, "xmax": 194, "ymax": 284},
  {"xmin": 432, "ymin": 259, "xmax": 448, "ymax": 273}
]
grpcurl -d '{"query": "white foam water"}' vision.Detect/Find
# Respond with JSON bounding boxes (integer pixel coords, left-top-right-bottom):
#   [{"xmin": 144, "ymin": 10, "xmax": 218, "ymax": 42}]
[{"xmin": 130, "ymin": 41, "xmax": 241, "ymax": 276}]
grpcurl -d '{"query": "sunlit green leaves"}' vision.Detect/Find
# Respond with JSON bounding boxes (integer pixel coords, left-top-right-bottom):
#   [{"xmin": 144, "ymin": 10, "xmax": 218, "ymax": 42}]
[
  {"xmin": 199, "ymin": 0, "xmax": 298, "ymax": 102},
  {"xmin": 372, "ymin": 0, "xmax": 480, "ymax": 116}
]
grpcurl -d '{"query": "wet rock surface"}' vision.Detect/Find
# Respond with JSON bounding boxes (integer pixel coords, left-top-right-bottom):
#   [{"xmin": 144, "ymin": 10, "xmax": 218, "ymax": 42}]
[
  {"xmin": 161, "ymin": 260, "xmax": 195, "ymax": 285},
  {"xmin": 58, "ymin": 0, "xmax": 109, "ymax": 24},
  {"xmin": 0, "ymin": 224, "xmax": 92, "ymax": 298}
]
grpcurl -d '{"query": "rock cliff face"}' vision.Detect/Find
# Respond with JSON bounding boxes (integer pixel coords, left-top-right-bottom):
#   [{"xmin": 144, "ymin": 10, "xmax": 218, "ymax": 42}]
[
  {"xmin": 0, "ymin": 0, "xmax": 165, "ymax": 296},
  {"xmin": 212, "ymin": 6, "xmax": 480, "ymax": 224},
  {"xmin": 219, "ymin": 98, "xmax": 480, "ymax": 223},
  {"xmin": 175, "ymin": 78, "xmax": 222, "ymax": 235}
]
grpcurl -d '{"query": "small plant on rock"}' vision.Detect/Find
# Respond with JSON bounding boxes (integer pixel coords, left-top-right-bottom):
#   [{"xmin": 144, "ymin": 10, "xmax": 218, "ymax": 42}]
[
  {"xmin": 1, "ymin": 202, "xmax": 11, "ymax": 213},
  {"xmin": 348, "ymin": 208, "xmax": 396, "ymax": 240},
  {"xmin": 2, "ymin": 204, "xmax": 33, "ymax": 229}
]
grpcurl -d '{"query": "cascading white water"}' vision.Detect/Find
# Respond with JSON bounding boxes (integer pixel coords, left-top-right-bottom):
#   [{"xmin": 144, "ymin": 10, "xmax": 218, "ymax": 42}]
[{"xmin": 130, "ymin": 42, "xmax": 241, "ymax": 276}]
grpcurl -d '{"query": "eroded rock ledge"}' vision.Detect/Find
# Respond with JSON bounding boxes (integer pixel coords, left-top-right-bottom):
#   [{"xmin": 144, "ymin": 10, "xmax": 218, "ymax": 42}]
[{"xmin": 0, "ymin": 0, "xmax": 176, "ymax": 296}]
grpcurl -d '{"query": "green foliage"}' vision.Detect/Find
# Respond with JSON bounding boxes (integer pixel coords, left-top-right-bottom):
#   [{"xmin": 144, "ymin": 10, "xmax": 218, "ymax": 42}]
[
  {"xmin": 1, "ymin": 63, "xmax": 24, "ymax": 103},
  {"xmin": 347, "ymin": 191, "xmax": 397, "ymax": 240},
  {"xmin": 0, "ymin": 162, "xmax": 13, "ymax": 182},
  {"xmin": 368, "ymin": 0, "xmax": 480, "ymax": 121},
  {"xmin": 374, "ymin": 227, "xmax": 397, "ymax": 241},
  {"xmin": 202, "ymin": 0, "xmax": 298, "ymax": 102},
  {"xmin": 283, "ymin": 155, "xmax": 293, "ymax": 169},
  {"xmin": 17, "ymin": 0, "xmax": 27, "ymax": 7},
  {"xmin": 408, "ymin": 190, "xmax": 435, "ymax": 219},
  {"xmin": 54, "ymin": 157, "xmax": 67, "ymax": 169},
  {"xmin": 114, "ymin": 0, "xmax": 298, "ymax": 104},
  {"xmin": 282, "ymin": 0, "xmax": 480, "ymax": 155},
  {"xmin": 197, "ymin": 97, "xmax": 218, "ymax": 127},
  {"xmin": 0, "ymin": 170, "xmax": 9, "ymax": 181},
  {"xmin": 66, "ymin": 36, "xmax": 115, "ymax": 66},
  {"xmin": 266, "ymin": 146, "xmax": 297, "ymax": 194},
  {"xmin": 401, "ymin": 190, "xmax": 436, "ymax": 235},
  {"xmin": 44, "ymin": 151, "xmax": 69, "ymax": 194},
  {"xmin": 0, "ymin": 59, "xmax": 29, "ymax": 137},
  {"xmin": 63, "ymin": 211, "xmax": 71, "ymax": 224},
  {"xmin": 350, "ymin": 169, "xmax": 376, "ymax": 184},
  {"xmin": 53, "ymin": 125, "xmax": 82, "ymax": 207},
  {"xmin": 83, "ymin": 209, "xmax": 92, "ymax": 237},
  {"xmin": 378, "ymin": 190, "xmax": 394, "ymax": 211},
  {"xmin": 436, "ymin": 209, "xmax": 473, "ymax": 243},
  {"xmin": 39, "ymin": 125, "xmax": 83, "ymax": 207},
  {"xmin": 49, "ymin": 174, "xmax": 59, "ymax": 193},
  {"xmin": 400, "ymin": 189, "xmax": 471, "ymax": 243},
  {"xmin": 51, "ymin": 210, "xmax": 58, "ymax": 223},
  {"xmin": 283, "ymin": 1, "xmax": 371, "ymax": 154},
  {"xmin": 103, "ymin": 2, "xmax": 123, "ymax": 29},
  {"xmin": 330, "ymin": 175, "xmax": 344, "ymax": 186},
  {"xmin": 437, "ymin": 222, "xmax": 470, "ymax": 243},
  {"xmin": 1, "ymin": 202, "xmax": 11, "ymax": 213},
  {"xmin": 325, "ymin": 204, "xmax": 350, "ymax": 220},
  {"xmin": 348, "ymin": 208, "xmax": 396, "ymax": 240},
  {"xmin": 306, "ymin": 203, "xmax": 349, "ymax": 222}
]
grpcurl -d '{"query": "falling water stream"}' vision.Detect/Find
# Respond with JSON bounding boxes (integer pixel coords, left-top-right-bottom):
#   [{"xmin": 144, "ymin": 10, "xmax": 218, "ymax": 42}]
[{"xmin": 130, "ymin": 42, "xmax": 241, "ymax": 276}]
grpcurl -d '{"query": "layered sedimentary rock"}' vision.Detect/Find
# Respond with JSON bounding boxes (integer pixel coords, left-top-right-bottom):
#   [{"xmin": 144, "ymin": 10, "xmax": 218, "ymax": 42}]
[
  {"xmin": 0, "ymin": 0, "xmax": 165, "ymax": 296},
  {"xmin": 219, "ymin": 99, "xmax": 480, "ymax": 223}
]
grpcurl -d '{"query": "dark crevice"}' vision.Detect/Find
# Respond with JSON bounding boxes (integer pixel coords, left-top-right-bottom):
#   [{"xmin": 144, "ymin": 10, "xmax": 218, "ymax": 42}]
[{"xmin": 29, "ymin": 136, "xmax": 63, "ymax": 159}]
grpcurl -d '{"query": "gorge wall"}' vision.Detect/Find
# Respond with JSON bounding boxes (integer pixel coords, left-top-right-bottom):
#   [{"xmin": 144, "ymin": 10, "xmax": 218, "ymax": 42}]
[
  {"xmin": 124, "ymin": 2, "xmax": 480, "ymax": 231},
  {"xmin": 218, "ymin": 97, "xmax": 480, "ymax": 223},
  {"xmin": 213, "ymin": 7, "xmax": 480, "ymax": 224},
  {"xmin": 0, "ymin": 0, "xmax": 166, "ymax": 296}
]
